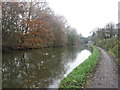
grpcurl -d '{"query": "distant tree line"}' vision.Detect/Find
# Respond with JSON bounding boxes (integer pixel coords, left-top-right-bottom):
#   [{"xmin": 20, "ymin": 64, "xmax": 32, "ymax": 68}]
[
  {"xmin": 90, "ymin": 23, "xmax": 118, "ymax": 44},
  {"xmin": 2, "ymin": 1, "xmax": 83, "ymax": 50}
]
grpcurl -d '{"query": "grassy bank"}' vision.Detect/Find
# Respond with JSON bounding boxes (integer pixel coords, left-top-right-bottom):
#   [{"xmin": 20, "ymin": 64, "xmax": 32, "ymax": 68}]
[
  {"xmin": 108, "ymin": 49, "xmax": 120, "ymax": 66},
  {"xmin": 59, "ymin": 46, "xmax": 100, "ymax": 88}
]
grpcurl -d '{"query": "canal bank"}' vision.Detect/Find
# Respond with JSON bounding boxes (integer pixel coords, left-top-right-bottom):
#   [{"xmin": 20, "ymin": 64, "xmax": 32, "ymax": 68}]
[{"xmin": 59, "ymin": 46, "xmax": 100, "ymax": 88}]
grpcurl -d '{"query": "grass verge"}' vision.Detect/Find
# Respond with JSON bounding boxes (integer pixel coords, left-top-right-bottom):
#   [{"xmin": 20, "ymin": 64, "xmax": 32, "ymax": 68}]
[
  {"xmin": 59, "ymin": 46, "xmax": 100, "ymax": 88},
  {"xmin": 108, "ymin": 50, "xmax": 120, "ymax": 66}
]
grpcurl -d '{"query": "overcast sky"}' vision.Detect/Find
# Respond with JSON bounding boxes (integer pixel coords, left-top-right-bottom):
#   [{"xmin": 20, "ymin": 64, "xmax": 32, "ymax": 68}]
[{"xmin": 46, "ymin": 0, "xmax": 119, "ymax": 37}]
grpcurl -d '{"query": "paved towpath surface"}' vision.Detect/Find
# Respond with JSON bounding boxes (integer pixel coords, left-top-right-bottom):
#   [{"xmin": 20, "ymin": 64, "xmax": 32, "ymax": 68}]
[{"xmin": 87, "ymin": 47, "xmax": 118, "ymax": 88}]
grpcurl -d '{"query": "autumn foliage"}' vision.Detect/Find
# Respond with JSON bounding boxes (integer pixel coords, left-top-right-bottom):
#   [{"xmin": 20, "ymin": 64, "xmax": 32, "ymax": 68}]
[{"xmin": 2, "ymin": 1, "xmax": 82, "ymax": 50}]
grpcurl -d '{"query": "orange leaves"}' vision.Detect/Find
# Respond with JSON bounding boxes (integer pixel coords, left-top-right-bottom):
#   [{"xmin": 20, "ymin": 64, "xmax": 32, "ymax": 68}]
[
  {"xmin": 44, "ymin": 28, "xmax": 49, "ymax": 33},
  {"xmin": 30, "ymin": 30, "xmax": 39, "ymax": 35},
  {"xmin": 2, "ymin": 2, "xmax": 70, "ymax": 49},
  {"xmin": 20, "ymin": 18, "xmax": 51, "ymax": 39},
  {"xmin": 18, "ymin": 33, "xmax": 30, "ymax": 39},
  {"xmin": 25, "ymin": 38, "xmax": 43, "ymax": 43},
  {"xmin": 21, "ymin": 18, "xmax": 49, "ymax": 26}
]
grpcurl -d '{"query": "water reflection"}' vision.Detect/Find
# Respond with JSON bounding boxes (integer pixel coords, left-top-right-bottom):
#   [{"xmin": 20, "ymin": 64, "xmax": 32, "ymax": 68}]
[{"xmin": 2, "ymin": 46, "xmax": 91, "ymax": 88}]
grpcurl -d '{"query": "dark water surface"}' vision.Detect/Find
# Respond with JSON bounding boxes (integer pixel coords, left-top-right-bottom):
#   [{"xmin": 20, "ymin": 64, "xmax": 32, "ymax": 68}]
[{"xmin": 2, "ymin": 46, "xmax": 91, "ymax": 88}]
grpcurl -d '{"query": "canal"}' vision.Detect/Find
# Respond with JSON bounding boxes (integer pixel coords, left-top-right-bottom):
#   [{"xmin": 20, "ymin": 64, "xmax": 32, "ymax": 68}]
[{"xmin": 2, "ymin": 46, "xmax": 91, "ymax": 88}]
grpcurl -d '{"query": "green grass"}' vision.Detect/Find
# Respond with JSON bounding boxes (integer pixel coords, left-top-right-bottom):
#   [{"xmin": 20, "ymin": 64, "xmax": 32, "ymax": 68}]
[
  {"xmin": 108, "ymin": 49, "xmax": 120, "ymax": 65},
  {"xmin": 59, "ymin": 46, "xmax": 100, "ymax": 88}
]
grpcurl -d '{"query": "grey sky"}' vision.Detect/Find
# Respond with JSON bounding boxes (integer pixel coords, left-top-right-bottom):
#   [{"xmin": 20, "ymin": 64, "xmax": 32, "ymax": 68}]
[{"xmin": 47, "ymin": 0, "xmax": 119, "ymax": 37}]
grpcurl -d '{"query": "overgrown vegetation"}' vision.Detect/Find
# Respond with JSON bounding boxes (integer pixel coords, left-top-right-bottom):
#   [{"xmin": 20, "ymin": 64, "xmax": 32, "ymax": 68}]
[
  {"xmin": 2, "ymin": 1, "xmax": 86, "ymax": 50},
  {"xmin": 59, "ymin": 46, "xmax": 100, "ymax": 88},
  {"xmin": 89, "ymin": 23, "xmax": 119, "ymax": 65}
]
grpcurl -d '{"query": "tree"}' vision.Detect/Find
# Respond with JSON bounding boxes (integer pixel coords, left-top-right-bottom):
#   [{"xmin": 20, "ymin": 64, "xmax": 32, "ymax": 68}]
[
  {"xmin": 105, "ymin": 23, "xmax": 115, "ymax": 38},
  {"xmin": 2, "ymin": 2, "xmax": 24, "ymax": 48},
  {"xmin": 2, "ymin": 1, "xmax": 81, "ymax": 49}
]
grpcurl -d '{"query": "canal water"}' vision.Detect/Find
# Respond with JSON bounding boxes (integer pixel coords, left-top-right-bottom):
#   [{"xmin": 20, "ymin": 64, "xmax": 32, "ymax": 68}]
[{"xmin": 2, "ymin": 46, "xmax": 91, "ymax": 88}]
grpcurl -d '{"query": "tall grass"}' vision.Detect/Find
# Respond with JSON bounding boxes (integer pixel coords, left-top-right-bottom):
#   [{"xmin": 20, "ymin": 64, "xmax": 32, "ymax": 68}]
[{"xmin": 59, "ymin": 46, "xmax": 100, "ymax": 88}]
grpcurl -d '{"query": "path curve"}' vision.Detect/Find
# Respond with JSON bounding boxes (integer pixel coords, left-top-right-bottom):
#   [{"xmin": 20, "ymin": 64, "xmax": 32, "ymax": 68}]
[{"xmin": 87, "ymin": 47, "xmax": 118, "ymax": 88}]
